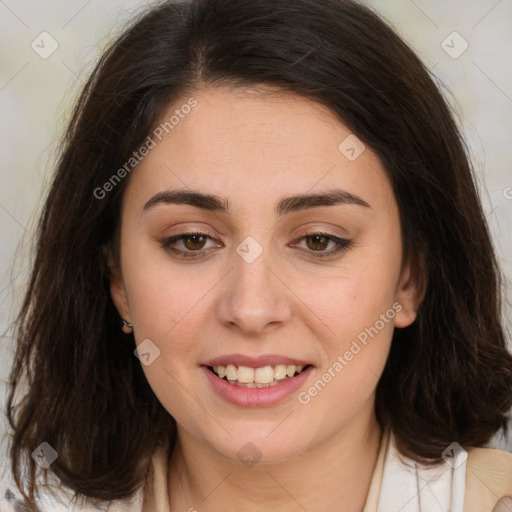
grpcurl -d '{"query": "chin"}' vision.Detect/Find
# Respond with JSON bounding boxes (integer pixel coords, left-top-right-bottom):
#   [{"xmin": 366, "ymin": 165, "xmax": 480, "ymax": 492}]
[{"xmin": 206, "ymin": 427, "xmax": 309, "ymax": 467}]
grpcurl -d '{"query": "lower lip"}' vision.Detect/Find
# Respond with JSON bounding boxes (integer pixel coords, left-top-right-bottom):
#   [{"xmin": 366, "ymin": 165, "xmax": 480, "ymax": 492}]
[{"xmin": 201, "ymin": 365, "xmax": 314, "ymax": 407}]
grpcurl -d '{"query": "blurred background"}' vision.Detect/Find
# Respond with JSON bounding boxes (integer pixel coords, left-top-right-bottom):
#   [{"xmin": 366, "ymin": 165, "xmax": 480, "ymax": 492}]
[{"xmin": 1, "ymin": 0, "xmax": 511, "ymax": 491}]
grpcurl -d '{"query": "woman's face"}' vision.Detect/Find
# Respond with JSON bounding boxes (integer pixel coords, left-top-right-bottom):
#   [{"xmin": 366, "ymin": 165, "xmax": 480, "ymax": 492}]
[{"xmin": 110, "ymin": 86, "xmax": 422, "ymax": 464}]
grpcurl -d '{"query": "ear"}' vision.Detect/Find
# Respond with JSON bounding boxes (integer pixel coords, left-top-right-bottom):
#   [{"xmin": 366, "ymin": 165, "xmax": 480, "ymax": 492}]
[
  {"xmin": 394, "ymin": 252, "xmax": 427, "ymax": 328},
  {"xmin": 105, "ymin": 246, "xmax": 131, "ymax": 323}
]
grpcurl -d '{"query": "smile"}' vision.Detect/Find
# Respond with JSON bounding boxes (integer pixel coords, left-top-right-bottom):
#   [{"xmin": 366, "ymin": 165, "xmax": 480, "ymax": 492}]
[{"xmin": 209, "ymin": 364, "xmax": 309, "ymax": 388}]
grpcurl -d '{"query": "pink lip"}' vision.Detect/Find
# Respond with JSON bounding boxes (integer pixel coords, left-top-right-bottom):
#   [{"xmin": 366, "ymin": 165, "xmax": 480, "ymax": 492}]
[
  {"xmin": 201, "ymin": 365, "xmax": 314, "ymax": 407},
  {"xmin": 203, "ymin": 354, "xmax": 312, "ymax": 368}
]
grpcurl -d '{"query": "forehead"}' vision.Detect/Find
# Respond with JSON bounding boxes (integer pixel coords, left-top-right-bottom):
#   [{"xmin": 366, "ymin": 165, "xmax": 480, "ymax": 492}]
[{"xmin": 122, "ymin": 86, "xmax": 395, "ymax": 217}]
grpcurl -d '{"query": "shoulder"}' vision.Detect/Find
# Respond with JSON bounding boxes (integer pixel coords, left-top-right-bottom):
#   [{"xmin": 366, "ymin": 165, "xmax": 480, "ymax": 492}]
[
  {"xmin": 0, "ymin": 483, "xmax": 143, "ymax": 512},
  {"xmin": 0, "ymin": 457, "xmax": 145, "ymax": 512},
  {"xmin": 464, "ymin": 446, "xmax": 512, "ymax": 512}
]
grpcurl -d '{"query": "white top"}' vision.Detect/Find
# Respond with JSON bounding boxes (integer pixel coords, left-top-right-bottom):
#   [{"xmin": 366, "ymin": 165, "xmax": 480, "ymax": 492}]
[{"xmin": 367, "ymin": 428, "xmax": 467, "ymax": 512}]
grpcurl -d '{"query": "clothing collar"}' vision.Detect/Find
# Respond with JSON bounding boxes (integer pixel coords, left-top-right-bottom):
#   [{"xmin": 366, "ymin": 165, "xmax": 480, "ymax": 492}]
[
  {"xmin": 367, "ymin": 428, "xmax": 467, "ymax": 512},
  {"xmin": 141, "ymin": 426, "xmax": 467, "ymax": 512}
]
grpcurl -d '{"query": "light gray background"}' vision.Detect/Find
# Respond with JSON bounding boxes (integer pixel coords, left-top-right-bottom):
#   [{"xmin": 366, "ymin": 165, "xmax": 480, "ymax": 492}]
[{"xmin": 1, "ymin": 0, "xmax": 511, "ymax": 491}]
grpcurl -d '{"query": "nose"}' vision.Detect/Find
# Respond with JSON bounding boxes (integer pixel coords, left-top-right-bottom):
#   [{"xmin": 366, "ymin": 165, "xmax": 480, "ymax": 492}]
[{"xmin": 216, "ymin": 246, "xmax": 293, "ymax": 336}]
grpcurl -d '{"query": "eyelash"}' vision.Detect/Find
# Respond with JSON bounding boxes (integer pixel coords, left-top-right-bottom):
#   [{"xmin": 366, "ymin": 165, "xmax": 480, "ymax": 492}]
[{"xmin": 160, "ymin": 231, "xmax": 353, "ymax": 260}]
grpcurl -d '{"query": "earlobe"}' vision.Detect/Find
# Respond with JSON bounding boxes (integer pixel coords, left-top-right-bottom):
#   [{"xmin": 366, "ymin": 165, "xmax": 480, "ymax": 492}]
[{"xmin": 394, "ymin": 253, "xmax": 427, "ymax": 329}]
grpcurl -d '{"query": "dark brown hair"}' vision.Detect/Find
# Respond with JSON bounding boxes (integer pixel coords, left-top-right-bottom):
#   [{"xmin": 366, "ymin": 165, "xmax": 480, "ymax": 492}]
[{"xmin": 6, "ymin": 0, "xmax": 512, "ymax": 507}]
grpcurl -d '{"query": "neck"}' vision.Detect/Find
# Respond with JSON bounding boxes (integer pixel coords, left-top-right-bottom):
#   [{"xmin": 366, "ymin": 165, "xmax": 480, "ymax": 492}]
[{"xmin": 168, "ymin": 406, "xmax": 382, "ymax": 512}]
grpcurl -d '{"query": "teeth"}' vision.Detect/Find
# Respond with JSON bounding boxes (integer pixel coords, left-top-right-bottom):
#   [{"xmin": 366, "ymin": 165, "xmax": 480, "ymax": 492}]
[
  {"xmin": 273, "ymin": 364, "xmax": 288, "ymax": 380},
  {"xmin": 217, "ymin": 365, "xmax": 226, "ymax": 379},
  {"xmin": 237, "ymin": 366, "xmax": 254, "ymax": 383},
  {"xmin": 225, "ymin": 364, "xmax": 237, "ymax": 381},
  {"xmin": 211, "ymin": 363, "xmax": 307, "ymax": 384},
  {"xmin": 254, "ymin": 366, "xmax": 274, "ymax": 384},
  {"xmin": 286, "ymin": 365, "xmax": 297, "ymax": 377}
]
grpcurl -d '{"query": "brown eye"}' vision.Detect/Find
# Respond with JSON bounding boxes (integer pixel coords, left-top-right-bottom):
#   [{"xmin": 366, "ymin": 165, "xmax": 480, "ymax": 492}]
[
  {"xmin": 160, "ymin": 232, "xmax": 222, "ymax": 259},
  {"xmin": 291, "ymin": 232, "xmax": 353, "ymax": 259},
  {"xmin": 183, "ymin": 234, "xmax": 208, "ymax": 250},
  {"xmin": 305, "ymin": 234, "xmax": 329, "ymax": 251}
]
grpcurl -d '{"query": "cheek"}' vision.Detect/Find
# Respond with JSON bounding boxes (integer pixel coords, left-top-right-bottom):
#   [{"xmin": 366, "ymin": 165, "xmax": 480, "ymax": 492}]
[
  {"xmin": 121, "ymin": 237, "xmax": 209, "ymax": 339},
  {"xmin": 296, "ymin": 318, "xmax": 392, "ymax": 440},
  {"xmin": 122, "ymin": 256, "xmax": 209, "ymax": 422},
  {"xmin": 299, "ymin": 270, "xmax": 397, "ymax": 421},
  {"xmin": 302, "ymin": 249, "xmax": 401, "ymax": 349}
]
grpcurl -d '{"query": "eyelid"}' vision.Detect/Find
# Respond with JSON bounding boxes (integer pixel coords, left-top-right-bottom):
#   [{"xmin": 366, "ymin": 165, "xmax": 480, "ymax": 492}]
[
  {"xmin": 161, "ymin": 231, "xmax": 222, "ymax": 254},
  {"xmin": 160, "ymin": 230, "xmax": 353, "ymax": 260},
  {"xmin": 290, "ymin": 231, "xmax": 353, "ymax": 258}
]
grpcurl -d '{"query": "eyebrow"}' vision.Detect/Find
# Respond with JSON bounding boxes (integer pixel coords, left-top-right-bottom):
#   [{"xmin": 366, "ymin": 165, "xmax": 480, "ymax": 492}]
[{"xmin": 142, "ymin": 188, "xmax": 370, "ymax": 216}]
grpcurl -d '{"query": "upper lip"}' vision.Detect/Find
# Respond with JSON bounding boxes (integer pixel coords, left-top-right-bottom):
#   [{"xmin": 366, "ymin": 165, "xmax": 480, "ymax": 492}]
[{"xmin": 203, "ymin": 354, "xmax": 313, "ymax": 368}]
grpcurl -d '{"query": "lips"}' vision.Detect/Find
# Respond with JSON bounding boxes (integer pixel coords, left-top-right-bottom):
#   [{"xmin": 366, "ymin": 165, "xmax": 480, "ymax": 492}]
[
  {"xmin": 201, "ymin": 354, "xmax": 315, "ymax": 406},
  {"xmin": 202, "ymin": 354, "xmax": 313, "ymax": 385},
  {"xmin": 202, "ymin": 363, "xmax": 314, "ymax": 407}
]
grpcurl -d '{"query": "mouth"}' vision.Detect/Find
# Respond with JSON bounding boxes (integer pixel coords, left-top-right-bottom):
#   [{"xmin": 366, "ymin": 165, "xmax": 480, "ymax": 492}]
[
  {"xmin": 206, "ymin": 363, "xmax": 312, "ymax": 388},
  {"xmin": 202, "ymin": 358, "xmax": 315, "ymax": 407}
]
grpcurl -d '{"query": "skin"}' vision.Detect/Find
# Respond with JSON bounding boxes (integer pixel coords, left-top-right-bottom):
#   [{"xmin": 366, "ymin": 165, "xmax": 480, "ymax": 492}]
[{"xmin": 109, "ymin": 86, "xmax": 424, "ymax": 512}]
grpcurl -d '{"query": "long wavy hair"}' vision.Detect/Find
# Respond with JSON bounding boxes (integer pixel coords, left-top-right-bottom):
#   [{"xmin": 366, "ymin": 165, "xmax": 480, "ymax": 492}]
[{"xmin": 6, "ymin": 0, "xmax": 512, "ymax": 507}]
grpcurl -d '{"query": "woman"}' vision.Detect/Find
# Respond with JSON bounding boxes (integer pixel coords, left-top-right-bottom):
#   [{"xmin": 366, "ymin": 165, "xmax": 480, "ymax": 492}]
[{"xmin": 3, "ymin": 0, "xmax": 512, "ymax": 510}]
